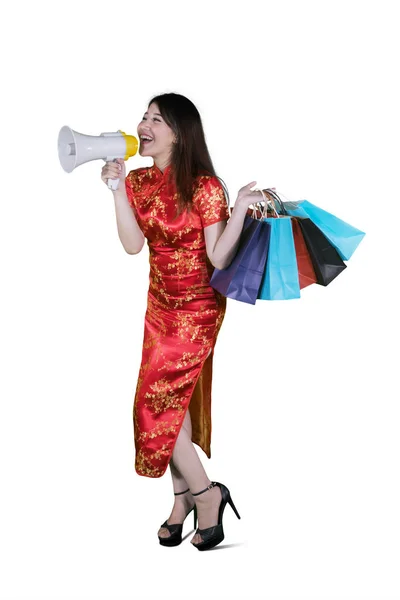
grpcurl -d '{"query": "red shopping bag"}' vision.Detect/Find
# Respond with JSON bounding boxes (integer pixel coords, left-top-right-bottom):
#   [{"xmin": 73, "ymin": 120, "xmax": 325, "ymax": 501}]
[{"xmin": 291, "ymin": 218, "xmax": 317, "ymax": 289}]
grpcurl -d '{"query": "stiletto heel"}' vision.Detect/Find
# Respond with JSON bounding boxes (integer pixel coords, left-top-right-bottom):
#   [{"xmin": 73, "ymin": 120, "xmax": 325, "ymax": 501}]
[
  {"xmin": 227, "ymin": 495, "xmax": 241, "ymax": 520},
  {"xmin": 158, "ymin": 488, "xmax": 196, "ymax": 547},
  {"xmin": 190, "ymin": 481, "xmax": 241, "ymax": 551}
]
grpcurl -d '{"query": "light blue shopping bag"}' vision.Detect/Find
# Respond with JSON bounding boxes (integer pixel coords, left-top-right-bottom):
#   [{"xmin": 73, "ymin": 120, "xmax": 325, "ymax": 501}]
[
  {"xmin": 283, "ymin": 200, "xmax": 365, "ymax": 261},
  {"xmin": 257, "ymin": 216, "xmax": 301, "ymax": 301}
]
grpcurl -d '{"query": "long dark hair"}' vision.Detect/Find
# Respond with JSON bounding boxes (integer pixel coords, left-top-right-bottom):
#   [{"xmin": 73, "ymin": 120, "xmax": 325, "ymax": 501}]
[{"xmin": 148, "ymin": 92, "xmax": 230, "ymax": 215}]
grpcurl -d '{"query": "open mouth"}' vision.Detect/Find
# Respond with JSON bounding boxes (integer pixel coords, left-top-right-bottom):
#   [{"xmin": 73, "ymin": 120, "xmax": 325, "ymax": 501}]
[{"xmin": 140, "ymin": 136, "xmax": 154, "ymax": 145}]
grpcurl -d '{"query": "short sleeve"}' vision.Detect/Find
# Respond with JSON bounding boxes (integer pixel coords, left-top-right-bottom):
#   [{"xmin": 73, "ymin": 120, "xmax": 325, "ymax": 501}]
[
  {"xmin": 193, "ymin": 176, "xmax": 230, "ymax": 228},
  {"xmin": 125, "ymin": 169, "xmax": 140, "ymax": 214}
]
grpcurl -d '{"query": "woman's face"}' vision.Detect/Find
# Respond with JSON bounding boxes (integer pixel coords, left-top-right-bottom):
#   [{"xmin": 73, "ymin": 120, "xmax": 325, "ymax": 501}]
[{"xmin": 137, "ymin": 102, "xmax": 176, "ymax": 165}]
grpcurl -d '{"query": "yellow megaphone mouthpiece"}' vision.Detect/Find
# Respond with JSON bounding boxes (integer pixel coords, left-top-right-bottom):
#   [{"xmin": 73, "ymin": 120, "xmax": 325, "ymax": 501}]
[{"xmin": 119, "ymin": 131, "xmax": 139, "ymax": 160}]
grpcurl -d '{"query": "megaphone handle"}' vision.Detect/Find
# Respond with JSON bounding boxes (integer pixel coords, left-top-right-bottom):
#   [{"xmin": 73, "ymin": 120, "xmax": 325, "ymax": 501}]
[
  {"xmin": 107, "ymin": 177, "xmax": 120, "ymax": 191},
  {"xmin": 106, "ymin": 157, "xmax": 120, "ymax": 191}
]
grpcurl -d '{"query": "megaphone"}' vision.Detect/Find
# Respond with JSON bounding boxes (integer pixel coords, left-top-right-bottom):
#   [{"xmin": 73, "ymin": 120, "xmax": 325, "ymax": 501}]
[{"xmin": 58, "ymin": 126, "xmax": 139, "ymax": 190}]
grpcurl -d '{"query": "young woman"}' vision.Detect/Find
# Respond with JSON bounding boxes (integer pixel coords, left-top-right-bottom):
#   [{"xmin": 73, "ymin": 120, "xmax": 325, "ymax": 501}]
[{"xmin": 101, "ymin": 93, "xmax": 262, "ymax": 551}]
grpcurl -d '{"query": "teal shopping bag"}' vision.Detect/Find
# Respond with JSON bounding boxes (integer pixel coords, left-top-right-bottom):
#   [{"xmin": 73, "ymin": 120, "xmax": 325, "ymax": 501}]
[
  {"xmin": 283, "ymin": 199, "xmax": 365, "ymax": 261},
  {"xmin": 257, "ymin": 216, "xmax": 301, "ymax": 301}
]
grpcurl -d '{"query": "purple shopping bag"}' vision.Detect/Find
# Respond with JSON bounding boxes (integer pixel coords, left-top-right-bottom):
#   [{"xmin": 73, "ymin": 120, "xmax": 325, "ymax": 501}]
[{"xmin": 210, "ymin": 213, "xmax": 271, "ymax": 305}]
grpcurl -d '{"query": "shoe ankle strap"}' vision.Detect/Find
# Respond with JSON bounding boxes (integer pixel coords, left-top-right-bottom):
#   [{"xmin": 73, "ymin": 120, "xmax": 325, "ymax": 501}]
[
  {"xmin": 191, "ymin": 482, "xmax": 217, "ymax": 496},
  {"xmin": 174, "ymin": 488, "xmax": 190, "ymax": 496}
]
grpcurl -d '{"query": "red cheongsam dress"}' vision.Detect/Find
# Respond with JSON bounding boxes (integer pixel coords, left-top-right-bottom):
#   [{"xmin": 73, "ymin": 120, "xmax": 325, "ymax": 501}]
[{"xmin": 125, "ymin": 163, "xmax": 230, "ymax": 478}]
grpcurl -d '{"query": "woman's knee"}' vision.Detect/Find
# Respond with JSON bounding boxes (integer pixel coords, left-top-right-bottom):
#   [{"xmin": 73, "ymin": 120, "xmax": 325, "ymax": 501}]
[
  {"xmin": 175, "ymin": 419, "xmax": 191, "ymax": 448},
  {"xmin": 182, "ymin": 408, "xmax": 192, "ymax": 435}
]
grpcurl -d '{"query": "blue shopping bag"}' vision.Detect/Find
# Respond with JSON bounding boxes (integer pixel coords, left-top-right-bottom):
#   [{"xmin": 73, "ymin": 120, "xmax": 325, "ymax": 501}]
[
  {"xmin": 257, "ymin": 216, "xmax": 301, "ymax": 301},
  {"xmin": 210, "ymin": 214, "xmax": 271, "ymax": 305},
  {"xmin": 283, "ymin": 200, "xmax": 365, "ymax": 261}
]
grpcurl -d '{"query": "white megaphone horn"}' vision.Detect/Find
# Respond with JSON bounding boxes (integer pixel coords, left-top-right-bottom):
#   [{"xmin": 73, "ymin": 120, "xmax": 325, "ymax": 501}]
[{"xmin": 57, "ymin": 126, "xmax": 139, "ymax": 190}]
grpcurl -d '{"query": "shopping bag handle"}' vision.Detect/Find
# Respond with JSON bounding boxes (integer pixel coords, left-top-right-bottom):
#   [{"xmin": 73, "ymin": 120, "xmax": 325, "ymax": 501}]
[
  {"xmin": 256, "ymin": 189, "xmax": 281, "ymax": 218},
  {"xmin": 263, "ymin": 188, "xmax": 289, "ymax": 216},
  {"xmin": 247, "ymin": 190, "xmax": 270, "ymax": 221},
  {"xmin": 267, "ymin": 188, "xmax": 304, "ymax": 212}
]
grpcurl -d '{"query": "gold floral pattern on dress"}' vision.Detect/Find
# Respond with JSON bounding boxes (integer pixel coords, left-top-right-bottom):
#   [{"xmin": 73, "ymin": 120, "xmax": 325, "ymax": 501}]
[
  {"xmin": 137, "ymin": 419, "xmax": 179, "ymax": 444},
  {"xmin": 144, "ymin": 376, "xmax": 184, "ymax": 415},
  {"xmin": 192, "ymin": 176, "xmax": 230, "ymax": 228}
]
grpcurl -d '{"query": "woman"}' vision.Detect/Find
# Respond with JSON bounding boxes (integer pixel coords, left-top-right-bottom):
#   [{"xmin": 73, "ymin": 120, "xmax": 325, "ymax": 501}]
[{"xmin": 101, "ymin": 93, "xmax": 261, "ymax": 551}]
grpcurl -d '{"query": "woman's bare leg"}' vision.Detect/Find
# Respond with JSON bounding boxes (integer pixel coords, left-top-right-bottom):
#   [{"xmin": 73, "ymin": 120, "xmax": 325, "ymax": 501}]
[
  {"xmin": 158, "ymin": 409, "xmax": 194, "ymax": 539},
  {"xmin": 168, "ymin": 408, "xmax": 222, "ymax": 545}
]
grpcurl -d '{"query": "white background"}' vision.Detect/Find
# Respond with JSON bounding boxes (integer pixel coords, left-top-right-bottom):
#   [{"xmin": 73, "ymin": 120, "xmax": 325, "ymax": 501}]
[{"xmin": 1, "ymin": 1, "xmax": 399, "ymax": 599}]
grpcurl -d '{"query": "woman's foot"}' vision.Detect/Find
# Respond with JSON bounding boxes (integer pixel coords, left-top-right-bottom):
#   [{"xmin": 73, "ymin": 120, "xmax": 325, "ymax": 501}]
[
  {"xmin": 158, "ymin": 491, "xmax": 195, "ymax": 539},
  {"xmin": 190, "ymin": 483, "xmax": 222, "ymax": 545}
]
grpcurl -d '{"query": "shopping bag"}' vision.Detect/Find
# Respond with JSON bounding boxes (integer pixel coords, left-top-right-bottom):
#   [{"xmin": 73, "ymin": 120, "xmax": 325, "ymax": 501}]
[
  {"xmin": 256, "ymin": 192, "xmax": 316, "ymax": 290},
  {"xmin": 295, "ymin": 217, "xmax": 347, "ymax": 286},
  {"xmin": 290, "ymin": 217, "xmax": 317, "ymax": 289},
  {"xmin": 261, "ymin": 188, "xmax": 348, "ymax": 288},
  {"xmin": 257, "ymin": 215, "xmax": 301, "ymax": 300},
  {"xmin": 210, "ymin": 211, "xmax": 271, "ymax": 305},
  {"xmin": 282, "ymin": 199, "xmax": 365, "ymax": 260}
]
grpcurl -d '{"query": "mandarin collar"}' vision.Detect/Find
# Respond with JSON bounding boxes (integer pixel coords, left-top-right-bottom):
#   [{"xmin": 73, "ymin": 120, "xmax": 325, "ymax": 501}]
[{"xmin": 151, "ymin": 163, "xmax": 172, "ymax": 180}]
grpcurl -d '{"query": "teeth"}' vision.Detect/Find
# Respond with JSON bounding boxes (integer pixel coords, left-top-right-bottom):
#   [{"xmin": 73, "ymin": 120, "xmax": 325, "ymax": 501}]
[{"xmin": 141, "ymin": 135, "xmax": 153, "ymax": 141}]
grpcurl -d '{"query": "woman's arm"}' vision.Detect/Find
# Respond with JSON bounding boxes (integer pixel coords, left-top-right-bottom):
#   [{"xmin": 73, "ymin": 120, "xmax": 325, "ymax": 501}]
[
  {"xmin": 204, "ymin": 182, "xmax": 263, "ymax": 269},
  {"xmin": 101, "ymin": 160, "xmax": 145, "ymax": 255},
  {"xmin": 112, "ymin": 188, "xmax": 145, "ymax": 254},
  {"xmin": 204, "ymin": 199, "xmax": 247, "ymax": 269}
]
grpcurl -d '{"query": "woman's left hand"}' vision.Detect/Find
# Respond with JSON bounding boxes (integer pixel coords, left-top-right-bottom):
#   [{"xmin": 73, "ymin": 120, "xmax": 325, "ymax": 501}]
[{"xmin": 236, "ymin": 181, "xmax": 264, "ymax": 208}]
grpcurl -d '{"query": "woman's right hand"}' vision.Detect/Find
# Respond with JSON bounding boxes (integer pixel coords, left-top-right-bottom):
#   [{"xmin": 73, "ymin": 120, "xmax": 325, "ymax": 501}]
[{"xmin": 101, "ymin": 158, "xmax": 126, "ymax": 191}]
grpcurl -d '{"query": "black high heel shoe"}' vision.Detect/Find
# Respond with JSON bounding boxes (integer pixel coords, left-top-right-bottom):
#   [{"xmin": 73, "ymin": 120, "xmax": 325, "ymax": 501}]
[
  {"xmin": 158, "ymin": 488, "xmax": 198, "ymax": 547},
  {"xmin": 191, "ymin": 481, "xmax": 241, "ymax": 551}
]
